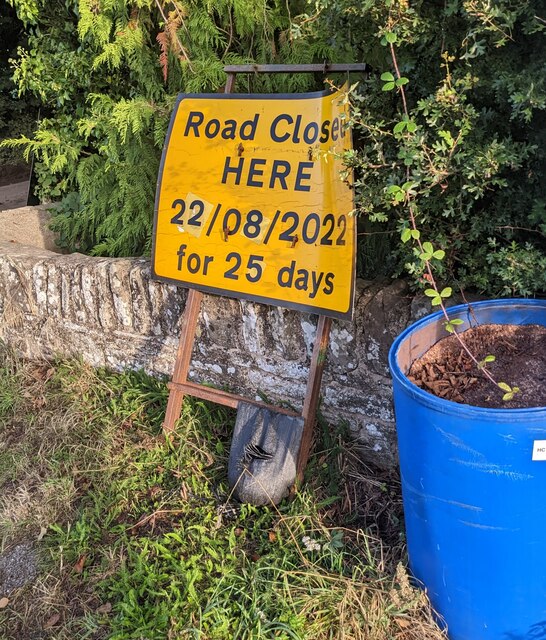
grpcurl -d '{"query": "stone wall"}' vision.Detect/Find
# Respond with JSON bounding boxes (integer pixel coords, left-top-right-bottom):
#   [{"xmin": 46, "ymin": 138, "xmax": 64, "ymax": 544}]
[{"xmin": 0, "ymin": 238, "xmax": 427, "ymax": 468}]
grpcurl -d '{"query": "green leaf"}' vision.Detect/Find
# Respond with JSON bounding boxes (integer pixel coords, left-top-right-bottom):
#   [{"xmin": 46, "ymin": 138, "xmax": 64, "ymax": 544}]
[
  {"xmin": 433, "ymin": 250, "xmax": 446, "ymax": 260},
  {"xmin": 431, "ymin": 296, "xmax": 442, "ymax": 306},
  {"xmin": 381, "ymin": 72, "xmax": 395, "ymax": 82},
  {"xmin": 498, "ymin": 382, "xmax": 512, "ymax": 392},
  {"xmin": 406, "ymin": 121, "xmax": 417, "ymax": 133},
  {"xmin": 478, "ymin": 353, "xmax": 496, "ymax": 369},
  {"xmin": 424, "ymin": 289, "xmax": 438, "ymax": 297},
  {"xmin": 422, "ymin": 242, "xmax": 433, "ymax": 254},
  {"xmin": 393, "ymin": 121, "xmax": 406, "ymax": 134},
  {"xmin": 382, "ymin": 82, "xmax": 395, "ymax": 91},
  {"xmin": 440, "ymin": 287, "xmax": 452, "ymax": 298},
  {"xmin": 395, "ymin": 77, "xmax": 409, "ymax": 87},
  {"xmin": 411, "ymin": 229, "xmax": 421, "ymax": 240},
  {"xmin": 445, "ymin": 318, "xmax": 464, "ymax": 333},
  {"xmin": 439, "ymin": 129, "xmax": 454, "ymax": 146},
  {"xmin": 401, "ymin": 228, "xmax": 412, "ymax": 243},
  {"xmin": 386, "ymin": 185, "xmax": 401, "ymax": 194},
  {"xmin": 385, "ymin": 32, "xmax": 397, "ymax": 44}
]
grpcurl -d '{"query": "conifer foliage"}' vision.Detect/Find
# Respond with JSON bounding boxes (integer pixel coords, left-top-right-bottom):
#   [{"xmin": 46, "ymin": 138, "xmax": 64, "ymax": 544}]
[{"xmin": 5, "ymin": 0, "xmax": 337, "ymax": 256}]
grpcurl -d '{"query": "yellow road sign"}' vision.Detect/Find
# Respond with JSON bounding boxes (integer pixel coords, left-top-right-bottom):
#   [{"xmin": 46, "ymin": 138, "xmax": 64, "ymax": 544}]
[{"xmin": 152, "ymin": 87, "xmax": 355, "ymax": 319}]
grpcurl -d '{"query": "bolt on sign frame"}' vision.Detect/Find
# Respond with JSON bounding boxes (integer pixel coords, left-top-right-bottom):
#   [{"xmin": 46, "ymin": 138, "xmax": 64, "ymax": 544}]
[{"xmin": 154, "ymin": 63, "xmax": 367, "ymax": 480}]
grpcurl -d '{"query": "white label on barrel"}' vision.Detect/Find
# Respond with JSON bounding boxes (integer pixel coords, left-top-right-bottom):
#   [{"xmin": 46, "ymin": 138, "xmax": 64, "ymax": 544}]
[{"xmin": 532, "ymin": 440, "xmax": 546, "ymax": 461}]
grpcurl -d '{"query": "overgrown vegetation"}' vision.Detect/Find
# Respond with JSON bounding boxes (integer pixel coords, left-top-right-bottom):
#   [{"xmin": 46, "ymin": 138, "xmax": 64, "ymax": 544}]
[
  {"xmin": 320, "ymin": 0, "xmax": 546, "ymax": 296},
  {"xmin": 3, "ymin": 1, "xmax": 545, "ymax": 296},
  {"xmin": 0, "ymin": 345, "xmax": 445, "ymax": 639},
  {"xmin": 3, "ymin": 0, "xmax": 339, "ymax": 255}
]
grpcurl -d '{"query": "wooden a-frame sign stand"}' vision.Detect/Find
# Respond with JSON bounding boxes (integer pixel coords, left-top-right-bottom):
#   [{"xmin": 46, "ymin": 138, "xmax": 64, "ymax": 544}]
[{"xmin": 162, "ymin": 63, "xmax": 366, "ymax": 482}]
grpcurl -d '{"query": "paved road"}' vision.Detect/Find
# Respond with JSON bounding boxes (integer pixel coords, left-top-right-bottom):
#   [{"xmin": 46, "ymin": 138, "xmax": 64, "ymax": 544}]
[{"xmin": 0, "ymin": 180, "xmax": 29, "ymax": 212}]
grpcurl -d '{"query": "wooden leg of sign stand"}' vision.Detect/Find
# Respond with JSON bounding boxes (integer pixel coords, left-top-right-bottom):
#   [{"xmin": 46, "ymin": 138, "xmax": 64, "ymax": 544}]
[
  {"xmin": 296, "ymin": 314, "xmax": 332, "ymax": 481},
  {"xmin": 163, "ymin": 293, "xmax": 332, "ymax": 483},
  {"xmin": 163, "ymin": 288, "xmax": 203, "ymax": 433},
  {"xmin": 163, "ymin": 66, "xmax": 237, "ymax": 437}
]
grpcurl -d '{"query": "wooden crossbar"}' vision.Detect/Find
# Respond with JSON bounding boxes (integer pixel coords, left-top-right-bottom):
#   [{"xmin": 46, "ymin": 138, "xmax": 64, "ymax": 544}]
[{"xmin": 167, "ymin": 380, "xmax": 300, "ymax": 417}]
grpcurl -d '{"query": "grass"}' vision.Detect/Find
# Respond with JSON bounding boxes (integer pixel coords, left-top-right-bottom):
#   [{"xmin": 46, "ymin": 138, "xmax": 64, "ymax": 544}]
[{"xmin": 0, "ymin": 343, "xmax": 445, "ymax": 640}]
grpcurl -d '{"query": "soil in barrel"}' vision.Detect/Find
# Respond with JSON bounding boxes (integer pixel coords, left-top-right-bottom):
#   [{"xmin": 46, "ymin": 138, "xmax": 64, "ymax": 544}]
[{"xmin": 408, "ymin": 323, "xmax": 546, "ymax": 409}]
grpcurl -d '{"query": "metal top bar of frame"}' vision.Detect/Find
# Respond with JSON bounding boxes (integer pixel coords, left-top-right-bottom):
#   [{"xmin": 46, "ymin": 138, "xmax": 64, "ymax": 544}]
[{"xmin": 223, "ymin": 63, "xmax": 368, "ymax": 74}]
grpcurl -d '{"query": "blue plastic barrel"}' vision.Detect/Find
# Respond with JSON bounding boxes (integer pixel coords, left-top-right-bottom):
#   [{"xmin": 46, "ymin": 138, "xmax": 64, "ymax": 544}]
[{"xmin": 388, "ymin": 299, "xmax": 546, "ymax": 640}]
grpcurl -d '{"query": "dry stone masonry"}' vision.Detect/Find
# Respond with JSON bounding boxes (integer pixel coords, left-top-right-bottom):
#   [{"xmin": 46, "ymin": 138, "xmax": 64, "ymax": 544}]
[{"xmin": 0, "ymin": 225, "xmax": 428, "ymax": 467}]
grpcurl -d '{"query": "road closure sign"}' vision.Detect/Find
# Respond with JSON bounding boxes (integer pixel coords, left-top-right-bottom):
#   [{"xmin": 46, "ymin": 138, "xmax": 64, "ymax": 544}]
[{"xmin": 152, "ymin": 87, "xmax": 355, "ymax": 319}]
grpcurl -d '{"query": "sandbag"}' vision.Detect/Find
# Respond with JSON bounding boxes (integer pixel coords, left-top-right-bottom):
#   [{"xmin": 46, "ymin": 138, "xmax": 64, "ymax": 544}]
[{"xmin": 228, "ymin": 402, "xmax": 304, "ymax": 505}]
